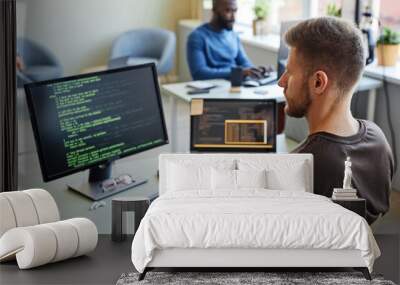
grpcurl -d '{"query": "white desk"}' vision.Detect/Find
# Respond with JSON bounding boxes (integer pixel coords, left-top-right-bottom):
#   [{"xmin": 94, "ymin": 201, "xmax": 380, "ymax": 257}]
[
  {"xmin": 162, "ymin": 76, "xmax": 383, "ymax": 150},
  {"xmin": 162, "ymin": 76, "xmax": 381, "ymax": 116},
  {"xmin": 162, "ymin": 79, "xmax": 285, "ymax": 103},
  {"xmin": 364, "ymin": 62, "xmax": 400, "ymax": 86}
]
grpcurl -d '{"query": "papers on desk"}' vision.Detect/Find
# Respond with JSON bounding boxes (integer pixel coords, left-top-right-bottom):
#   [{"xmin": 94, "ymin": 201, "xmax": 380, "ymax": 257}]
[
  {"xmin": 186, "ymin": 81, "xmax": 217, "ymax": 90},
  {"xmin": 253, "ymin": 89, "xmax": 269, "ymax": 95}
]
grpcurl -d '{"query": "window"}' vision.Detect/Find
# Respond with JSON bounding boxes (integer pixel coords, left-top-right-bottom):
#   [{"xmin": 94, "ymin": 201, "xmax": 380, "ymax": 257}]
[
  {"xmin": 203, "ymin": 0, "xmax": 307, "ymax": 34},
  {"xmin": 380, "ymin": 0, "xmax": 400, "ymax": 31},
  {"xmin": 236, "ymin": 0, "xmax": 306, "ymax": 33},
  {"xmin": 203, "ymin": 0, "xmax": 400, "ymax": 34},
  {"xmin": 235, "ymin": 0, "xmax": 255, "ymax": 26},
  {"xmin": 315, "ymin": 0, "xmax": 400, "ymax": 32},
  {"xmin": 203, "ymin": 0, "xmax": 212, "ymax": 10},
  {"xmin": 315, "ymin": 0, "xmax": 342, "ymax": 17}
]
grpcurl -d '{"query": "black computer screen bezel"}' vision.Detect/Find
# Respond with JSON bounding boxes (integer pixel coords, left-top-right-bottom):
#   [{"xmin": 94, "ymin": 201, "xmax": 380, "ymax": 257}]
[
  {"xmin": 190, "ymin": 98, "xmax": 277, "ymax": 153},
  {"xmin": 24, "ymin": 63, "xmax": 169, "ymax": 182}
]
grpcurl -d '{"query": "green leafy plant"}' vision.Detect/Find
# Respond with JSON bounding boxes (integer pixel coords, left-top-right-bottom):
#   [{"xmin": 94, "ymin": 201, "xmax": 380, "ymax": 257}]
[
  {"xmin": 253, "ymin": 0, "xmax": 269, "ymax": 21},
  {"xmin": 326, "ymin": 3, "xmax": 341, "ymax": 17},
  {"xmin": 377, "ymin": 27, "xmax": 400, "ymax": 45}
]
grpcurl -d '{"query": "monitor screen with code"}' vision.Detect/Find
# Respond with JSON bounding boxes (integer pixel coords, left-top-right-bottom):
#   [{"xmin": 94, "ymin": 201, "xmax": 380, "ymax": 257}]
[{"xmin": 190, "ymin": 99, "xmax": 276, "ymax": 152}]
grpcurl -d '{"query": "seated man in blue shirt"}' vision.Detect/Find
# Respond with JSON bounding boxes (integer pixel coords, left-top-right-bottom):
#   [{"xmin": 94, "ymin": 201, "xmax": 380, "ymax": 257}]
[{"xmin": 187, "ymin": 0, "xmax": 262, "ymax": 80}]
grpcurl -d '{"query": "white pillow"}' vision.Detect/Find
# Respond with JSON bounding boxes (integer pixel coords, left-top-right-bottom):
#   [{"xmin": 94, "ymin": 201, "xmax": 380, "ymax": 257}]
[
  {"xmin": 167, "ymin": 162, "xmax": 211, "ymax": 191},
  {"xmin": 266, "ymin": 162, "xmax": 307, "ymax": 191},
  {"xmin": 211, "ymin": 169, "xmax": 268, "ymax": 191},
  {"xmin": 236, "ymin": 169, "xmax": 267, "ymax": 189},
  {"xmin": 237, "ymin": 159, "xmax": 309, "ymax": 192},
  {"xmin": 211, "ymin": 168, "xmax": 236, "ymax": 190}
]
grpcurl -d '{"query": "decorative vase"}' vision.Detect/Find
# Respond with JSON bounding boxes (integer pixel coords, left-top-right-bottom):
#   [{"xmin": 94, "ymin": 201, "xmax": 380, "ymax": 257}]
[
  {"xmin": 377, "ymin": 44, "xmax": 399, "ymax": 66},
  {"xmin": 252, "ymin": 19, "xmax": 267, "ymax": 36}
]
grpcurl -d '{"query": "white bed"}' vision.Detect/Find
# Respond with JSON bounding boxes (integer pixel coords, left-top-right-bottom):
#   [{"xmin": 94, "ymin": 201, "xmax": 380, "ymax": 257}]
[{"xmin": 131, "ymin": 154, "xmax": 380, "ymax": 280}]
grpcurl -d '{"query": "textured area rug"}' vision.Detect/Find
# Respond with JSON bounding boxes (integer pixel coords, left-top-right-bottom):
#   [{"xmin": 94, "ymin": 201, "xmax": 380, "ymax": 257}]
[{"xmin": 116, "ymin": 271, "xmax": 395, "ymax": 285}]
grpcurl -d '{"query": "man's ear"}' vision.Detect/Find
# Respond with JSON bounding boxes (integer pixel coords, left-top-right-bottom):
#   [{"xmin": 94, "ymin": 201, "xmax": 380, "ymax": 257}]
[{"xmin": 309, "ymin": 70, "xmax": 328, "ymax": 95}]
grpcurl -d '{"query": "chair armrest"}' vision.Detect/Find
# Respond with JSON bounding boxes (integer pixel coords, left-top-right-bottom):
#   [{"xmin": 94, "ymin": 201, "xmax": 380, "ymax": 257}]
[
  {"xmin": 16, "ymin": 70, "xmax": 33, "ymax": 87},
  {"xmin": 158, "ymin": 32, "xmax": 176, "ymax": 74}
]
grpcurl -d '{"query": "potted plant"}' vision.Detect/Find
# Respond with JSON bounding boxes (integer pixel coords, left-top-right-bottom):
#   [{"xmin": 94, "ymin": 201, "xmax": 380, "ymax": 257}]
[
  {"xmin": 376, "ymin": 27, "xmax": 400, "ymax": 66},
  {"xmin": 252, "ymin": 0, "xmax": 269, "ymax": 36},
  {"xmin": 326, "ymin": 3, "xmax": 341, "ymax": 17}
]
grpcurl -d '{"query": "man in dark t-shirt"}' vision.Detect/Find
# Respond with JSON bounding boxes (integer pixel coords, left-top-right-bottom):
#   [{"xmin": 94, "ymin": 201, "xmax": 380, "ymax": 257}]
[
  {"xmin": 278, "ymin": 17, "xmax": 394, "ymax": 224},
  {"xmin": 292, "ymin": 120, "xmax": 393, "ymax": 224}
]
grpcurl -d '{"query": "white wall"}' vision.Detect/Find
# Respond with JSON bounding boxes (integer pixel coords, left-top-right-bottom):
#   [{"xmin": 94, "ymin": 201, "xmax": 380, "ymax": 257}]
[{"xmin": 17, "ymin": 0, "xmax": 192, "ymax": 75}]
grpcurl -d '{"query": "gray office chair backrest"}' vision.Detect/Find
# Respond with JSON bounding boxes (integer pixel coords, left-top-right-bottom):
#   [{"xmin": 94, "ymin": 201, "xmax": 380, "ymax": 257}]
[
  {"xmin": 277, "ymin": 20, "xmax": 301, "ymax": 79},
  {"xmin": 17, "ymin": 38, "xmax": 61, "ymax": 67},
  {"xmin": 110, "ymin": 28, "xmax": 176, "ymax": 75},
  {"xmin": 277, "ymin": 21, "xmax": 309, "ymax": 143},
  {"xmin": 16, "ymin": 38, "xmax": 63, "ymax": 87}
]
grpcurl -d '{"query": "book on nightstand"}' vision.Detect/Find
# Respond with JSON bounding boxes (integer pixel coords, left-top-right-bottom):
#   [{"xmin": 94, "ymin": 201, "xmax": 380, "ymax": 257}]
[{"xmin": 332, "ymin": 188, "xmax": 358, "ymax": 200}]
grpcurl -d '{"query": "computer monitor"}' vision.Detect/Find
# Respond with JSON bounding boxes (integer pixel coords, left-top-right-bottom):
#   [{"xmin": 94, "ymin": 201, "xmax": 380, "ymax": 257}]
[
  {"xmin": 25, "ymin": 63, "xmax": 168, "ymax": 200},
  {"xmin": 190, "ymin": 99, "xmax": 276, "ymax": 152}
]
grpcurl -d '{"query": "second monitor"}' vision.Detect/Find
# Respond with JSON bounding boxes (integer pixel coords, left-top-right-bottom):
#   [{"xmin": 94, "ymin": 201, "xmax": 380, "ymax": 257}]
[{"xmin": 190, "ymin": 99, "xmax": 276, "ymax": 152}]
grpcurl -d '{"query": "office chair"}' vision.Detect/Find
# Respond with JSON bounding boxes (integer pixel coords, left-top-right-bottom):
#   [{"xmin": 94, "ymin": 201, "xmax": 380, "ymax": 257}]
[
  {"xmin": 109, "ymin": 28, "xmax": 176, "ymax": 75},
  {"xmin": 16, "ymin": 38, "xmax": 63, "ymax": 88}
]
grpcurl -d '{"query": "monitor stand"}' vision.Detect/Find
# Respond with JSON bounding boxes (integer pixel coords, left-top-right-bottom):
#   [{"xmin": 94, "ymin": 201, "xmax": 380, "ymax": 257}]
[{"xmin": 68, "ymin": 162, "xmax": 147, "ymax": 201}]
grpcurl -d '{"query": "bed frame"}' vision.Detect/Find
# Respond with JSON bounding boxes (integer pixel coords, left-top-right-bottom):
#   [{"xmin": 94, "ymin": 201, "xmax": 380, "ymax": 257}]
[
  {"xmin": 137, "ymin": 154, "xmax": 372, "ymax": 281},
  {"xmin": 139, "ymin": 248, "xmax": 371, "ymax": 280}
]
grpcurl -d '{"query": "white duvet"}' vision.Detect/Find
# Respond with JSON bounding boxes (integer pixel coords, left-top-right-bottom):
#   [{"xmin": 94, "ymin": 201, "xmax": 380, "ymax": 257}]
[{"xmin": 131, "ymin": 190, "xmax": 380, "ymax": 273}]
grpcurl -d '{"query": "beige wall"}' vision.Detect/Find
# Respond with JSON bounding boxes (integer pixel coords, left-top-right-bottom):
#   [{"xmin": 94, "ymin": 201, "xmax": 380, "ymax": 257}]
[{"xmin": 17, "ymin": 0, "xmax": 192, "ymax": 75}]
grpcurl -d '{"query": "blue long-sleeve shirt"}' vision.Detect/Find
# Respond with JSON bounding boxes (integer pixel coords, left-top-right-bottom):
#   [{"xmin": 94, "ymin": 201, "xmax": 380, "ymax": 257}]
[{"xmin": 187, "ymin": 24, "xmax": 253, "ymax": 80}]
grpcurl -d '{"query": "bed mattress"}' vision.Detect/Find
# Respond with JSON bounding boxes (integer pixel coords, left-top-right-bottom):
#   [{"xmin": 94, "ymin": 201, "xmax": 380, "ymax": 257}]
[{"xmin": 131, "ymin": 190, "xmax": 380, "ymax": 273}]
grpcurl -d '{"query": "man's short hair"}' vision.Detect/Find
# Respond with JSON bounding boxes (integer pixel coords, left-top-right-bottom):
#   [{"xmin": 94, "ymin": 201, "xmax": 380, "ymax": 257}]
[
  {"xmin": 285, "ymin": 17, "xmax": 365, "ymax": 94},
  {"xmin": 213, "ymin": 0, "xmax": 235, "ymax": 9}
]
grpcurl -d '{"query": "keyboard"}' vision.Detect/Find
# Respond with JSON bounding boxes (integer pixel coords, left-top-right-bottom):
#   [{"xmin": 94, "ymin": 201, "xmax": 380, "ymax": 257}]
[{"xmin": 243, "ymin": 71, "xmax": 278, "ymax": 87}]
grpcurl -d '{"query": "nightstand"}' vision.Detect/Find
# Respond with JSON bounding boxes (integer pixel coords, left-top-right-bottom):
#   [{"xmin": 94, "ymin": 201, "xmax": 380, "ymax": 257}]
[
  {"xmin": 112, "ymin": 193, "xmax": 158, "ymax": 242},
  {"xmin": 331, "ymin": 198, "xmax": 366, "ymax": 219}
]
